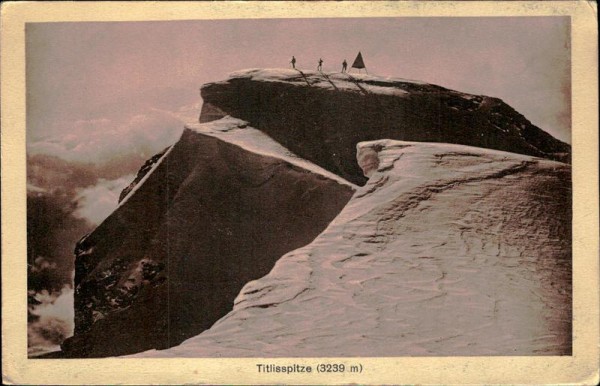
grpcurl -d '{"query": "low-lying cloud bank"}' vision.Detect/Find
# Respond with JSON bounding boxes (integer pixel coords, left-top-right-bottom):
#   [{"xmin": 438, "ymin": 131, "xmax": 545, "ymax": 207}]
[
  {"xmin": 28, "ymin": 108, "xmax": 186, "ymax": 165},
  {"xmin": 28, "ymin": 287, "xmax": 74, "ymax": 356},
  {"xmin": 74, "ymin": 174, "xmax": 136, "ymax": 225}
]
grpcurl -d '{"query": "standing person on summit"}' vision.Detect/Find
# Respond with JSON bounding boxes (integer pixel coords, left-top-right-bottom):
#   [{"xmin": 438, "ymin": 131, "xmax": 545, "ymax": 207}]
[
  {"xmin": 291, "ymin": 56, "xmax": 296, "ymax": 69},
  {"xmin": 342, "ymin": 59, "xmax": 348, "ymax": 73},
  {"xmin": 317, "ymin": 58, "xmax": 323, "ymax": 71}
]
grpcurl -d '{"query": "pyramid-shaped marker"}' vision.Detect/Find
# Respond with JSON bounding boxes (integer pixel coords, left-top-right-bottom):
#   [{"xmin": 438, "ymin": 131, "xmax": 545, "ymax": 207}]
[{"xmin": 351, "ymin": 51, "xmax": 367, "ymax": 74}]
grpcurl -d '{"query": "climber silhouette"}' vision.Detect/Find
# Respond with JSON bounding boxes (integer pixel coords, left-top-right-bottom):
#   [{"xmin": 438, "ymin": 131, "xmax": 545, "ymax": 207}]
[
  {"xmin": 291, "ymin": 56, "xmax": 296, "ymax": 69},
  {"xmin": 317, "ymin": 58, "xmax": 323, "ymax": 72},
  {"xmin": 342, "ymin": 59, "xmax": 348, "ymax": 73}
]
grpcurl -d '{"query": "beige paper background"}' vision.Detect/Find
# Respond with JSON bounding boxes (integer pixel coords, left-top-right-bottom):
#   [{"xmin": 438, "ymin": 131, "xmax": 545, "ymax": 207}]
[{"xmin": 1, "ymin": 1, "xmax": 598, "ymax": 384}]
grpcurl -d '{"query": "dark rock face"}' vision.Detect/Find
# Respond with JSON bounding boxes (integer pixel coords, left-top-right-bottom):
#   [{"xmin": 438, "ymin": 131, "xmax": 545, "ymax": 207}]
[
  {"xmin": 200, "ymin": 69, "xmax": 570, "ymax": 185},
  {"xmin": 61, "ymin": 125, "xmax": 354, "ymax": 357}
]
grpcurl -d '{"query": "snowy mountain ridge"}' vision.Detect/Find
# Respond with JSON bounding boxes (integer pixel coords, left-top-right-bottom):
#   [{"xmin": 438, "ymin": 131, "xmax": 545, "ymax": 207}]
[
  {"xmin": 62, "ymin": 69, "xmax": 571, "ymax": 357},
  {"xmin": 132, "ymin": 139, "xmax": 571, "ymax": 357},
  {"xmin": 186, "ymin": 116, "xmax": 356, "ymax": 189}
]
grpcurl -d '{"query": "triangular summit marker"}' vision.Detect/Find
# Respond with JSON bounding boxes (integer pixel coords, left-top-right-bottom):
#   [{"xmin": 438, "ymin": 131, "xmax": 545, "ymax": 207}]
[{"xmin": 351, "ymin": 51, "xmax": 367, "ymax": 74}]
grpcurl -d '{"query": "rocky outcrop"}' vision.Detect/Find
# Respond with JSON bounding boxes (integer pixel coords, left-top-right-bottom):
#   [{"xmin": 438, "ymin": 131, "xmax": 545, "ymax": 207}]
[
  {"xmin": 61, "ymin": 117, "xmax": 355, "ymax": 357},
  {"xmin": 200, "ymin": 69, "xmax": 570, "ymax": 185},
  {"xmin": 133, "ymin": 141, "xmax": 571, "ymax": 357}
]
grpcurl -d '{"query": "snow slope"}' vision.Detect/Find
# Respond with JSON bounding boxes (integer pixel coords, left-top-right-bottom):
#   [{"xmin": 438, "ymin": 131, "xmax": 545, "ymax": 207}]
[
  {"xmin": 186, "ymin": 116, "xmax": 355, "ymax": 189},
  {"xmin": 133, "ymin": 140, "xmax": 571, "ymax": 357}
]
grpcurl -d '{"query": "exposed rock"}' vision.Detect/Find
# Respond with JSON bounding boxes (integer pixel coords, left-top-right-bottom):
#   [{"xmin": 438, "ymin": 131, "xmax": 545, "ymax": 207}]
[
  {"xmin": 61, "ymin": 117, "xmax": 355, "ymax": 357},
  {"xmin": 132, "ymin": 141, "xmax": 571, "ymax": 357},
  {"xmin": 200, "ymin": 69, "xmax": 570, "ymax": 185}
]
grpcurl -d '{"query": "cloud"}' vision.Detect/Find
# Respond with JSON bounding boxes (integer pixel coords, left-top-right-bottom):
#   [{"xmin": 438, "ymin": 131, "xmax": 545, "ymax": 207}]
[
  {"xmin": 28, "ymin": 108, "xmax": 184, "ymax": 165},
  {"xmin": 28, "ymin": 287, "xmax": 74, "ymax": 356},
  {"xmin": 161, "ymin": 101, "xmax": 204, "ymax": 123},
  {"xmin": 74, "ymin": 174, "xmax": 136, "ymax": 225},
  {"xmin": 30, "ymin": 256, "xmax": 57, "ymax": 273},
  {"xmin": 31, "ymin": 287, "xmax": 75, "ymax": 322}
]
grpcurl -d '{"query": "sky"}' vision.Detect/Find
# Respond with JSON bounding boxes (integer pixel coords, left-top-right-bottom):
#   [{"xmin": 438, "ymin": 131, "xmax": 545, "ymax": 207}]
[{"xmin": 26, "ymin": 16, "xmax": 571, "ymax": 165}]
